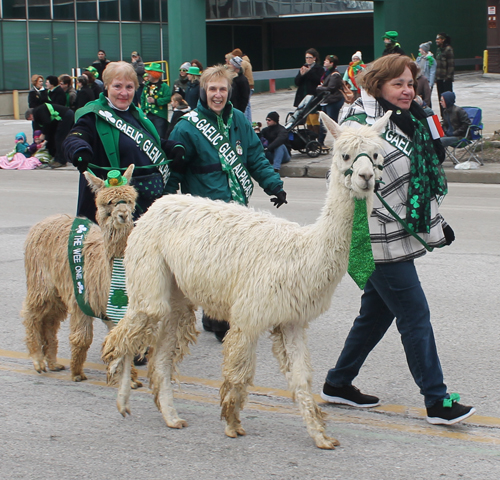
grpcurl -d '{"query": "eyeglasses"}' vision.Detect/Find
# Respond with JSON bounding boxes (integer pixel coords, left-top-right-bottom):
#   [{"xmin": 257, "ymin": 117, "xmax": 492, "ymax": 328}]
[{"xmin": 180, "ymin": 69, "xmax": 188, "ymax": 72}]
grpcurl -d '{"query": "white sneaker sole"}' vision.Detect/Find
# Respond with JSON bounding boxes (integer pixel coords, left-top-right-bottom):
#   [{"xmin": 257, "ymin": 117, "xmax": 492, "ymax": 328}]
[
  {"xmin": 426, "ymin": 407, "xmax": 476, "ymax": 425},
  {"xmin": 320, "ymin": 391, "xmax": 380, "ymax": 408}
]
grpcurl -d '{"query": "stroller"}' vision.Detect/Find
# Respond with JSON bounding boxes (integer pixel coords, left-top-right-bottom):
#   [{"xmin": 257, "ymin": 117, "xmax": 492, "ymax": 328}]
[{"xmin": 284, "ymin": 91, "xmax": 330, "ymax": 158}]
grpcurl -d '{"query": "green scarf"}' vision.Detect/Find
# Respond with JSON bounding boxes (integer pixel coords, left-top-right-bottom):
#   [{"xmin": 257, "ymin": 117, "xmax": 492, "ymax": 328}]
[{"xmin": 407, "ymin": 115, "xmax": 448, "ymax": 233}]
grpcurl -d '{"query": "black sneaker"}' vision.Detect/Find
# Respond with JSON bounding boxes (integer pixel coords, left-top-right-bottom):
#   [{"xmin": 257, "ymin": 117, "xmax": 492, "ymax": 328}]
[
  {"xmin": 426, "ymin": 395, "xmax": 476, "ymax": 425},
  {"xmin": 321, "ymin": 383, "xmax": 380, "ymax": 408}
]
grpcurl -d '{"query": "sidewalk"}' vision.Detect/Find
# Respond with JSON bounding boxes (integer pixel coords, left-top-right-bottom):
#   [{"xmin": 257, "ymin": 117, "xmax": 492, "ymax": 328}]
[{"xmin": 2, "ymin": 72, "xmax": 499, "ymax": 184}]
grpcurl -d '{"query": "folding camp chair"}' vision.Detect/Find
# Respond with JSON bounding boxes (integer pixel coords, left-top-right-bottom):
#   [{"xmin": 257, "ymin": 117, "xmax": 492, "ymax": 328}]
[{"xmin": 445, "ymin": 106, "xmax": 484, "ymax": 166}]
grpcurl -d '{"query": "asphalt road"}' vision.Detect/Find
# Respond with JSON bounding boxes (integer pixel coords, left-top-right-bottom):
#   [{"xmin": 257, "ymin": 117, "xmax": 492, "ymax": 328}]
[{"xmin": 1, "ymin": 170, "xmax": 499, "ymax": 479}]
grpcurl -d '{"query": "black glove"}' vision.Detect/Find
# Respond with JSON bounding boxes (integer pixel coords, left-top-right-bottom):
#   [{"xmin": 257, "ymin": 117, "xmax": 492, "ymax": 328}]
[
  {"xmin": 270, "ymin": 190, "xmax": 287, "ymax": 209},
  {"xmin": 72, "ymin": 150, "xmax": 92, "ymax": 174},
  {"xmin": 169, "ymin": 145, "xmax": 186, "ymax": 174},
  {"xmin": 443, "ymin": 224, "xmax": 455, "ymax": 245}
]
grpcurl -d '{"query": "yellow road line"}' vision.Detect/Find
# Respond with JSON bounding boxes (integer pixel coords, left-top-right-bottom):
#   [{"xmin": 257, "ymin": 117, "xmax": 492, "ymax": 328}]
[{"xmin": 2, "ymin": 349, "xmax": 499, "ymax": 445}]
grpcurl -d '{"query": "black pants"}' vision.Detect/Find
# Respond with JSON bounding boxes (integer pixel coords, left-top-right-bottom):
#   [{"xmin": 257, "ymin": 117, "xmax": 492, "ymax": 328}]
[
  {"xmin": 47, "ymin": 109, "xmax": 75, "ymax": 165},
  {"xmin": 436, "ymin": 79, "xmax": 453, "ymax": 116}
]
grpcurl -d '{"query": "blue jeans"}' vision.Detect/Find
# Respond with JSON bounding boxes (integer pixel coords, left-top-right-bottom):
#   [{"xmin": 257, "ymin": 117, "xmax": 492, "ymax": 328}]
[
  {"xmin": 325, "ymin": 261, "xmax": 447, "ymax": 408},
  {"xmin": 440, "ymin": 136, "xmax": 461, "ymax": 148},
  {"xmin": 319, "ymin": 99, "xmax": 345, "ymax": 145},
  {"xmin": 265, "ymin": 144, "xmax": 290, "ymax": 170}
]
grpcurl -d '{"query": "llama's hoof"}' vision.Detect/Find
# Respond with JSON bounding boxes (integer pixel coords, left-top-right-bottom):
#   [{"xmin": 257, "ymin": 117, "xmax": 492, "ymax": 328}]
[
  {"xmin": 48, "ymin": 363, "xmax": 65, "ymax": 371},
  {"xmin": 315, "ymin": 436, "xmax": 340, "ymax": 450},
  {"xmin": 33, "ymin": 361, "xmax": 46, "ymax": 373},
  {"xmin": 72, "ymin": 373, "xmax": 87, "ymax": 382},
  {"xmin": 167, "ymin": 418, "xmax": 188, "ymax": 429},
  {"xmin": 131, "ymin": 379, "xmax": 143, "ymax": 389},
  {"xmin": 117, "ymin": 398, "xmax": 131, "ymax": 417},
  {"xmin": 225, "ymin": 424, "xmax": 246, "ymax": 438}
]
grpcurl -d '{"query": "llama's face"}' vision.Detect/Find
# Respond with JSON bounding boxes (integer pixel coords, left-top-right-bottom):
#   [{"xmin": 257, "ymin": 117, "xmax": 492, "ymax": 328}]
[
  {"xmin": 320, "ymin": 111, "xmax": 391, "ymax": 199},
  {"xmin": 83, "ymin": 164, "xmax": 138, "ymax": 229},
  {"xmin": 96, "ymin": 189, "xmax": 137, "ymax": 229}
]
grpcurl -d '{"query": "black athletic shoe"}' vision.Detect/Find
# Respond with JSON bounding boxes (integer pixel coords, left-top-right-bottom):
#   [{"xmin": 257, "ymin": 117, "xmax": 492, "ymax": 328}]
[
  {"xmin": 213, "ymin": 320, "xmax": 230, "ymax": 343},
  {"xmin": 426, "ymin": 395, "xmax": 476, "ymax": 425},
  {"xmin": 321, "ymin": 383, "xmax": 380, "ymax": 408}
]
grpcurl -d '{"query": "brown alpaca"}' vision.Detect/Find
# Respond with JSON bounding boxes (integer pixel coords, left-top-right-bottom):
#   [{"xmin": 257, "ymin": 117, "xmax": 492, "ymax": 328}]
[{"xmin": 21, "ymin": 164, "xmax": 141, "ymax": 385}]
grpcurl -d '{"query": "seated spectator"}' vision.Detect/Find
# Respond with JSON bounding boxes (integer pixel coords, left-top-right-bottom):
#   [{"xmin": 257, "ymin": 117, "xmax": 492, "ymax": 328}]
[
  {"xmin": 44, "ymin": 75, "xmax": 66, "ymax": 106},
  {"xmin": 59, "ymin": 74, "xmax": 77, "ymax": 109},
  {"xmin": 260, "ymin": 111, "xmax": 291, "ymax": 173},
  {"xmin": 439, "ymin": 92, "xmax": 470, "ymax": 148},
  {"xmin": 74, "ymin": 75, "xmax": 96, "ymax": 110}
]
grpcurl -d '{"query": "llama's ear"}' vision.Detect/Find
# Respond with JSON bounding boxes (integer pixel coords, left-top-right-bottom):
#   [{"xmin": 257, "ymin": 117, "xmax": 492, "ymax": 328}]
[
  {"xmin": 371, "ymin": 110, "xmax": 392, "ymax": 135},
  {"xmin": 83, "ymin": 170, "xmax": 105, "ymax": 194},
  {"xmin": 319, "ymin": 111, "xmax": 342, "ymax": 140},
  {"xmin": 123, "ymin": 164, "xmax": 135, "ymax": 182}
]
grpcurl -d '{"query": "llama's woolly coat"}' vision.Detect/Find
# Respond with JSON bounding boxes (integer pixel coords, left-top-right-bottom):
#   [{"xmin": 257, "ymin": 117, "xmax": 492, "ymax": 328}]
[{"xmin": 102, "ymin": 112, "xmax": 391, "ymax": 450}]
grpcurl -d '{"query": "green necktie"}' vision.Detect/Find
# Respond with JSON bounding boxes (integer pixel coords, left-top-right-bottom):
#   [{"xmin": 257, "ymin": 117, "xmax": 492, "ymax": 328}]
[{"xmin": 348, "ymin": 198, "xmax": 375, "ymax": 289}]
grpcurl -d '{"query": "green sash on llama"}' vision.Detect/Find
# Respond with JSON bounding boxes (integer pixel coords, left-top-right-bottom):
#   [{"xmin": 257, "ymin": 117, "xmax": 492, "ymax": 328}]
[{"xmin": 181, "ymin": 109, "xmax": 253, "ymax": 205}]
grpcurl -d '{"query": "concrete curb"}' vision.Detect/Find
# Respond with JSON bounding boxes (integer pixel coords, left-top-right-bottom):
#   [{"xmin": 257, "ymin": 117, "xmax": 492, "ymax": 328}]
[{"xmin": 279, "ymin": 154, "xmax": 500, "ymax": 184}]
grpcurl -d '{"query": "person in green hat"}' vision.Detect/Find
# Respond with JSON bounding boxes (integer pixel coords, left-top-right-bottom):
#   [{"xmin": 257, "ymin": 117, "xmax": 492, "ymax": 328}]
[
  {"xmin": 140, "ymin": 62, "xmax": 171, "ymax": 138},
  {"xmin": 184, "ymin": 65, "xmax": 201, "ymax": 109},
  {"xmin": 382, "ymin": 31, "xmax": 405, "ymax": 56}
]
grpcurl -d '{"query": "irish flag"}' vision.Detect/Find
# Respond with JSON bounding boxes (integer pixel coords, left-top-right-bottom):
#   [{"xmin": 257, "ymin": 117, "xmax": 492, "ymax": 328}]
[{"xmin": 426, "ymin": 115, "xmax": 445, "ymax": 139}]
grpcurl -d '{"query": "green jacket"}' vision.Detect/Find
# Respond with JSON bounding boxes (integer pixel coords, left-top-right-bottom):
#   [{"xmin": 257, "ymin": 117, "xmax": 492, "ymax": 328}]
[
  {"xmin": 140, "ymin": 80, "xmax": 171, "ymax": 120},
  {"xmin": 166, "ymin": 101, "xmax": 284, "ymax": 203}
]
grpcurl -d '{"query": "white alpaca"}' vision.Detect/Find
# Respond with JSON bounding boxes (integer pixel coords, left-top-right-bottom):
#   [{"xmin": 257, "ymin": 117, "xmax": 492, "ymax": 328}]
[
  {"xmin": 102, "ymin": 112, "xmax": 391, "ymax": 449},
  {"xmin": 22, "ymin": 165, "xmax": 142, "ymax": 386}
]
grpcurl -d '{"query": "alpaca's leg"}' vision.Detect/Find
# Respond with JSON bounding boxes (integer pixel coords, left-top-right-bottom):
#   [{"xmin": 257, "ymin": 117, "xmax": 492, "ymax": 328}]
[
  {"xmin": 274, "ymin": 324, "xmax": 339, "ymax": 450},
  {"xmin": 102, "ymin": 319, "xmax": 143, "ymax": 389},
  {"xmin": 116, "ymin": 353, "xmax": 133, "ymax": 416},
  {"xmin": 220, "ymin": 327, "xmax": 259, "ymax": 438},
  {"xmin": 149, "ymin": 282, "xmax": 197, "ymax": 429},
  {"xmin": 22, "ymin": 295, "xmax": 67, "ymax": 373},
  {"xmin": 68, "ymin": 309, "xmax": 94, "ymax": 381}
]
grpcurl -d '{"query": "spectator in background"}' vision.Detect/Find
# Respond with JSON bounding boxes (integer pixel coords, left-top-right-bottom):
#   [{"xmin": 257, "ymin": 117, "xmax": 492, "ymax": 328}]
[
  {"xmin": 294, "ymin": 48, "xmax": 324, "ymax": 138},
  {"xmin": 92, "ymin": 49, "xmax": 111, "ymax": 79},
  {"xmin": 83, "ymin": 68, "xmax": 103, "ymax": 100},
  {"xmin": 131, "ymin": 51, "xmax": 145, "ymax": 86},
  {"xmin": 74, "ymin": 75, "xmax": 96, "ymax": 110},
  {"xmin": 435, "ymin": 33, "xmax": 454, "ymax": 115},
  {"xmin": 191, "ymin": 59, "xmax": 203, "ymax": 72},
  {"xmin": 25, "ymin": 103, "xmax": 75, "ymax": 168},
  {"xmin": 344, "ymin": 51, "xmax": 365, "ymax": 101},
  {"xmin": 165, "ymin": 93, "xmax": 190, "ymax": 138},
  {"xmin": 58, "ymin": 74, "xmax": 77, "ymax": 109},
  {"xmin": 228, "ymin": 56, "xmax": 250, "ymax": 114},
  {"xmin": 381, "ymin": 31, "xmax": 405, "ymax": 56},
  {"xmin": 416, "ymin": 66, "xmax": 432, "ymax": 110},
  {"xmin": 174, "ymin": 62, "xmax": 192, "ymax": 96},
  {"xmin": 439, "ymin": 91, "xmax": 470, "ymax": 147},
  {"xmin": 44, "ymin": 75, "xmax": 66, "ymax": 106},
  {"xmin": 84, "ymin": 66, "xmax": 104, "ymax": 89},
  {"xmin": 260, "ymin": 111, "xmax": 291, "ymax": 173},
  {"xmin": 232, "ymin": 48, "xmax": 254, "ymax": 122},
  {"xmin": 184, "ymin": 65, "xmax": 201, "ymax": 109},
  {"xmin": 141, "ymin": 62, "xmax": 171, "ymax": 138},
  {"xmin": 416, "ymin": 41, "xmax": 437, "ymax": 95},
  {"xmin": 28, "ymin": 75, "xmax": 45, "ymax": 109}
]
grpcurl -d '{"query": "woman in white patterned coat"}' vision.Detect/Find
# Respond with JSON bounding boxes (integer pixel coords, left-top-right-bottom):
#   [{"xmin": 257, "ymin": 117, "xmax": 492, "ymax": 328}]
[{"xmin": 321, "ymin": 54, "xmax": 475, "ymax": 426}]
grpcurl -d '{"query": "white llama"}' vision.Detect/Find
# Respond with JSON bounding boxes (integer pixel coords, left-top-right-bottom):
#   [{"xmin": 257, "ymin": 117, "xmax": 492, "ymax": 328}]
[
  {"xmin": 22, "ymin": 164, "xmax": 142, "ymax": 386},
  {"xmin": 102, "ymin": 112, "xmax": 392, "ymax": 449}
]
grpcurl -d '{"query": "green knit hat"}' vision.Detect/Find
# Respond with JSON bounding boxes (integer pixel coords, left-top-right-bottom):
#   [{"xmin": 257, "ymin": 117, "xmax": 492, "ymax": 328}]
[
  {"xmin": 145, "ymin": 62, "xmax": 165, "ymax": 73},
  {"xmin": 382, "ymin": 31, "xmax": 398, "ymax": 41}
]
